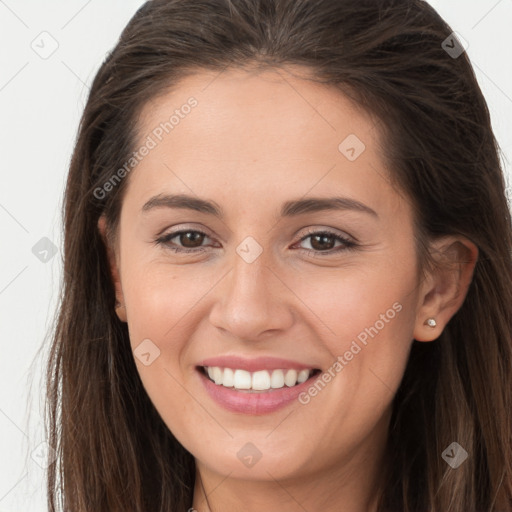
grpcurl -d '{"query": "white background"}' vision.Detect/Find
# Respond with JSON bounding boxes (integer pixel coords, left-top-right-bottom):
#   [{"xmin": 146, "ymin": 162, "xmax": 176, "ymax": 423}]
[{"xmin": 0, "ymin": 1, "xmax": 511, "ymax": 510}]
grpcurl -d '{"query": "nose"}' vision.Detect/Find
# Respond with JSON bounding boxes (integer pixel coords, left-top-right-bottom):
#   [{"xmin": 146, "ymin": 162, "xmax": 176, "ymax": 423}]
[{"xmin": 208, "ymin": 251, "xmax": 295, "ymax": 342}]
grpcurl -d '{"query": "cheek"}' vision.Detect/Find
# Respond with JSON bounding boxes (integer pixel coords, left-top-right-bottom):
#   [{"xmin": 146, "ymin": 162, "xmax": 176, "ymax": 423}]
[
  {"xmin": 289, "ymin": 260, "xmax": 417, "ymax": 345},
  {"xmin": 290, "ymin": 276, "xmax": 417, "ymax": 461},
  {"xmin": 291, "ymin": 261, "xmax": 418, "ymax": 410},
  {"xmin": 119, "ymin": 262, "xmax": 206, "ymax": 433},
  {"xmin": 121, "ymin": 261, "xmax": 217, "ymax": 346}
]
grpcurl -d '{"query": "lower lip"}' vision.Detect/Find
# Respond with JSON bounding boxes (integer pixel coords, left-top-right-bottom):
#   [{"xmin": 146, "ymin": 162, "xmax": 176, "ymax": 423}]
[{"xmin": 197, "ymin": 368, "xmax": 319, "ymax": 415}]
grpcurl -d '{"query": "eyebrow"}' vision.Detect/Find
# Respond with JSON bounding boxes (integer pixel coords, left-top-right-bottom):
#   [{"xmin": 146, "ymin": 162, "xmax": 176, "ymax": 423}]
[{"xmin": 141, "ymin": 193, "xmax": 378, "ymax": 218}]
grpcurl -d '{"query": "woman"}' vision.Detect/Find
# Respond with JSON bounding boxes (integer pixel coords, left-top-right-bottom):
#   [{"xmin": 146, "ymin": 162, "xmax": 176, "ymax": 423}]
[{"xmin": 46, "ymin": 0, "xmax": 512, "ymax": 510}]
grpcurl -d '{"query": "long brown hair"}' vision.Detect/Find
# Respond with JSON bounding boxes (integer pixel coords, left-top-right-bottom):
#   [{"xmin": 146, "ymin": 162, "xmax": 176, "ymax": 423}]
[{"xmin": 45, "ymin": 0, "xmax": 512, "ymax": 510}]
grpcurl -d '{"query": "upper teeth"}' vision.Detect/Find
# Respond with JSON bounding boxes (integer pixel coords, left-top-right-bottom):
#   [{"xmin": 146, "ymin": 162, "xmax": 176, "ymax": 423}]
[{"xmin": 205, "ymin": 367, "xmax": 313, "ymax": 390}]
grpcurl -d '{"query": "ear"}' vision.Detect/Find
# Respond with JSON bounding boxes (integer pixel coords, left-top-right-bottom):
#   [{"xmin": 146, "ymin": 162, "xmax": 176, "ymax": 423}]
[
  {"xmin": 97, "ymin": 215, "xmax": 127, "ymax": 323},
  {"xmin": 413, "ymin": 236, "xmax": 478, "ymax": 342}
]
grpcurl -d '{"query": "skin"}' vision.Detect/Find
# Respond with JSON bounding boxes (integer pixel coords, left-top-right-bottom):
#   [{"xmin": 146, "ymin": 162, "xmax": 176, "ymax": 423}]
[{"xmin": 98, "ymin": 66, "xmax": 477, "ymax": 512}]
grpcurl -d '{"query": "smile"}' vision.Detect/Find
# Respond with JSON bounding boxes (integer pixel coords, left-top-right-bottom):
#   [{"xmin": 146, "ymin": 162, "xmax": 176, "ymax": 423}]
[
  {"xmin": 202, "ymin": 366, "xmax": 320, "ymax": 392},
  {"xmin": 196, "ymin": 362, "xmax": 322, "ymax": 415}
]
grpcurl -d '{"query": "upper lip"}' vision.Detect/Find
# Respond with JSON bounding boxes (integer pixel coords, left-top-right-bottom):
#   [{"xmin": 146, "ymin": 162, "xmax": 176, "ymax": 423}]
[{"xmin": 197, "ymin": 355, "xmax": 318, "ymax": 373}]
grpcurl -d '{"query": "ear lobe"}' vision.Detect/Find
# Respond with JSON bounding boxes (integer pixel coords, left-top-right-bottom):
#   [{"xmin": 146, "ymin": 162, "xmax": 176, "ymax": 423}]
[
  {"xmin": 413, "ymin": 236, "xmax": 478, "ymax": 342},
  {"xmin": 97, "ymin": 215, "xmax": 127, "ymax": 322}
]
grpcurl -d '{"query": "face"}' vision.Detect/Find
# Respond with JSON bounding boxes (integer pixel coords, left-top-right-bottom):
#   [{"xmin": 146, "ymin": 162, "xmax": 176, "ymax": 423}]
[{"xmin": 103, "ymin": 66, "xmax": 426, "ymax": 483}]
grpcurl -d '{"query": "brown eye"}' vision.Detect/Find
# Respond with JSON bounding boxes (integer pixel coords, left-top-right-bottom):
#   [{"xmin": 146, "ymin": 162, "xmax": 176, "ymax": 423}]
[
  {"xmin": 178, "ymin": 231, "xmax": 206, "ymax": 248},
  {"xmin": 296, "ymin": 229, "xmax": 357, "ymax": 255},
  {"xmin": 309, "ymin": 233, "xmax": 336, "ymax": 251},
  {"xmin": 155, "ymin": 229, "xmax": 213, "ymax": 253}
]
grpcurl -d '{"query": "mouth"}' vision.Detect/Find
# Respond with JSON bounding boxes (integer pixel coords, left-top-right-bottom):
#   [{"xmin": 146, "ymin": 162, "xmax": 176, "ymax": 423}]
[
  {"xmin": 195, "ymin": 355, "xmax": 324, "ymax": 414},
  {"xmin": 197, "ymin": 365, "xmax": 322, "ymax": 393}
]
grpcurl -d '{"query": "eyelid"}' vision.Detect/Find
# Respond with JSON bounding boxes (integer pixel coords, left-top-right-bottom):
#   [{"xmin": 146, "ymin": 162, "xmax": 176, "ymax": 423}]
[
  {"xmin": 155, "ymin": 223, "xmax": 214, "ymax": 238},
  {"xmin": 296, "ymin": 225, "xmax": 356, "ymax": 242}
]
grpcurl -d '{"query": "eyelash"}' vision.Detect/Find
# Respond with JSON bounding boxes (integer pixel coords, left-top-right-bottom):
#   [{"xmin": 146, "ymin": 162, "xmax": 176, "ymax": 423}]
[{"xmin": 154, "ymin": 228, "xmax": 358, "ymax": 256}]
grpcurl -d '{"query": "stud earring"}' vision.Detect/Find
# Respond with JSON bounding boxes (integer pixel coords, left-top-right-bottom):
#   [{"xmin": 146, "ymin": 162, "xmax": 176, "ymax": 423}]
[{"xmin": 425, "ymin": 318, "xmax": 437, "ymax": 328}]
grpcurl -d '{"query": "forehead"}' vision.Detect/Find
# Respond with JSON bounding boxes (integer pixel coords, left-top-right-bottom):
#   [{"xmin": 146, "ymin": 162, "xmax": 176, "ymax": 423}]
[
  {"xmin": 137, "ymin": 65, "xmax": 380, "ymax": 159},
  {"xmin": 125, "ymin": 66, "xmax": 398, "ymax": 217}
]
